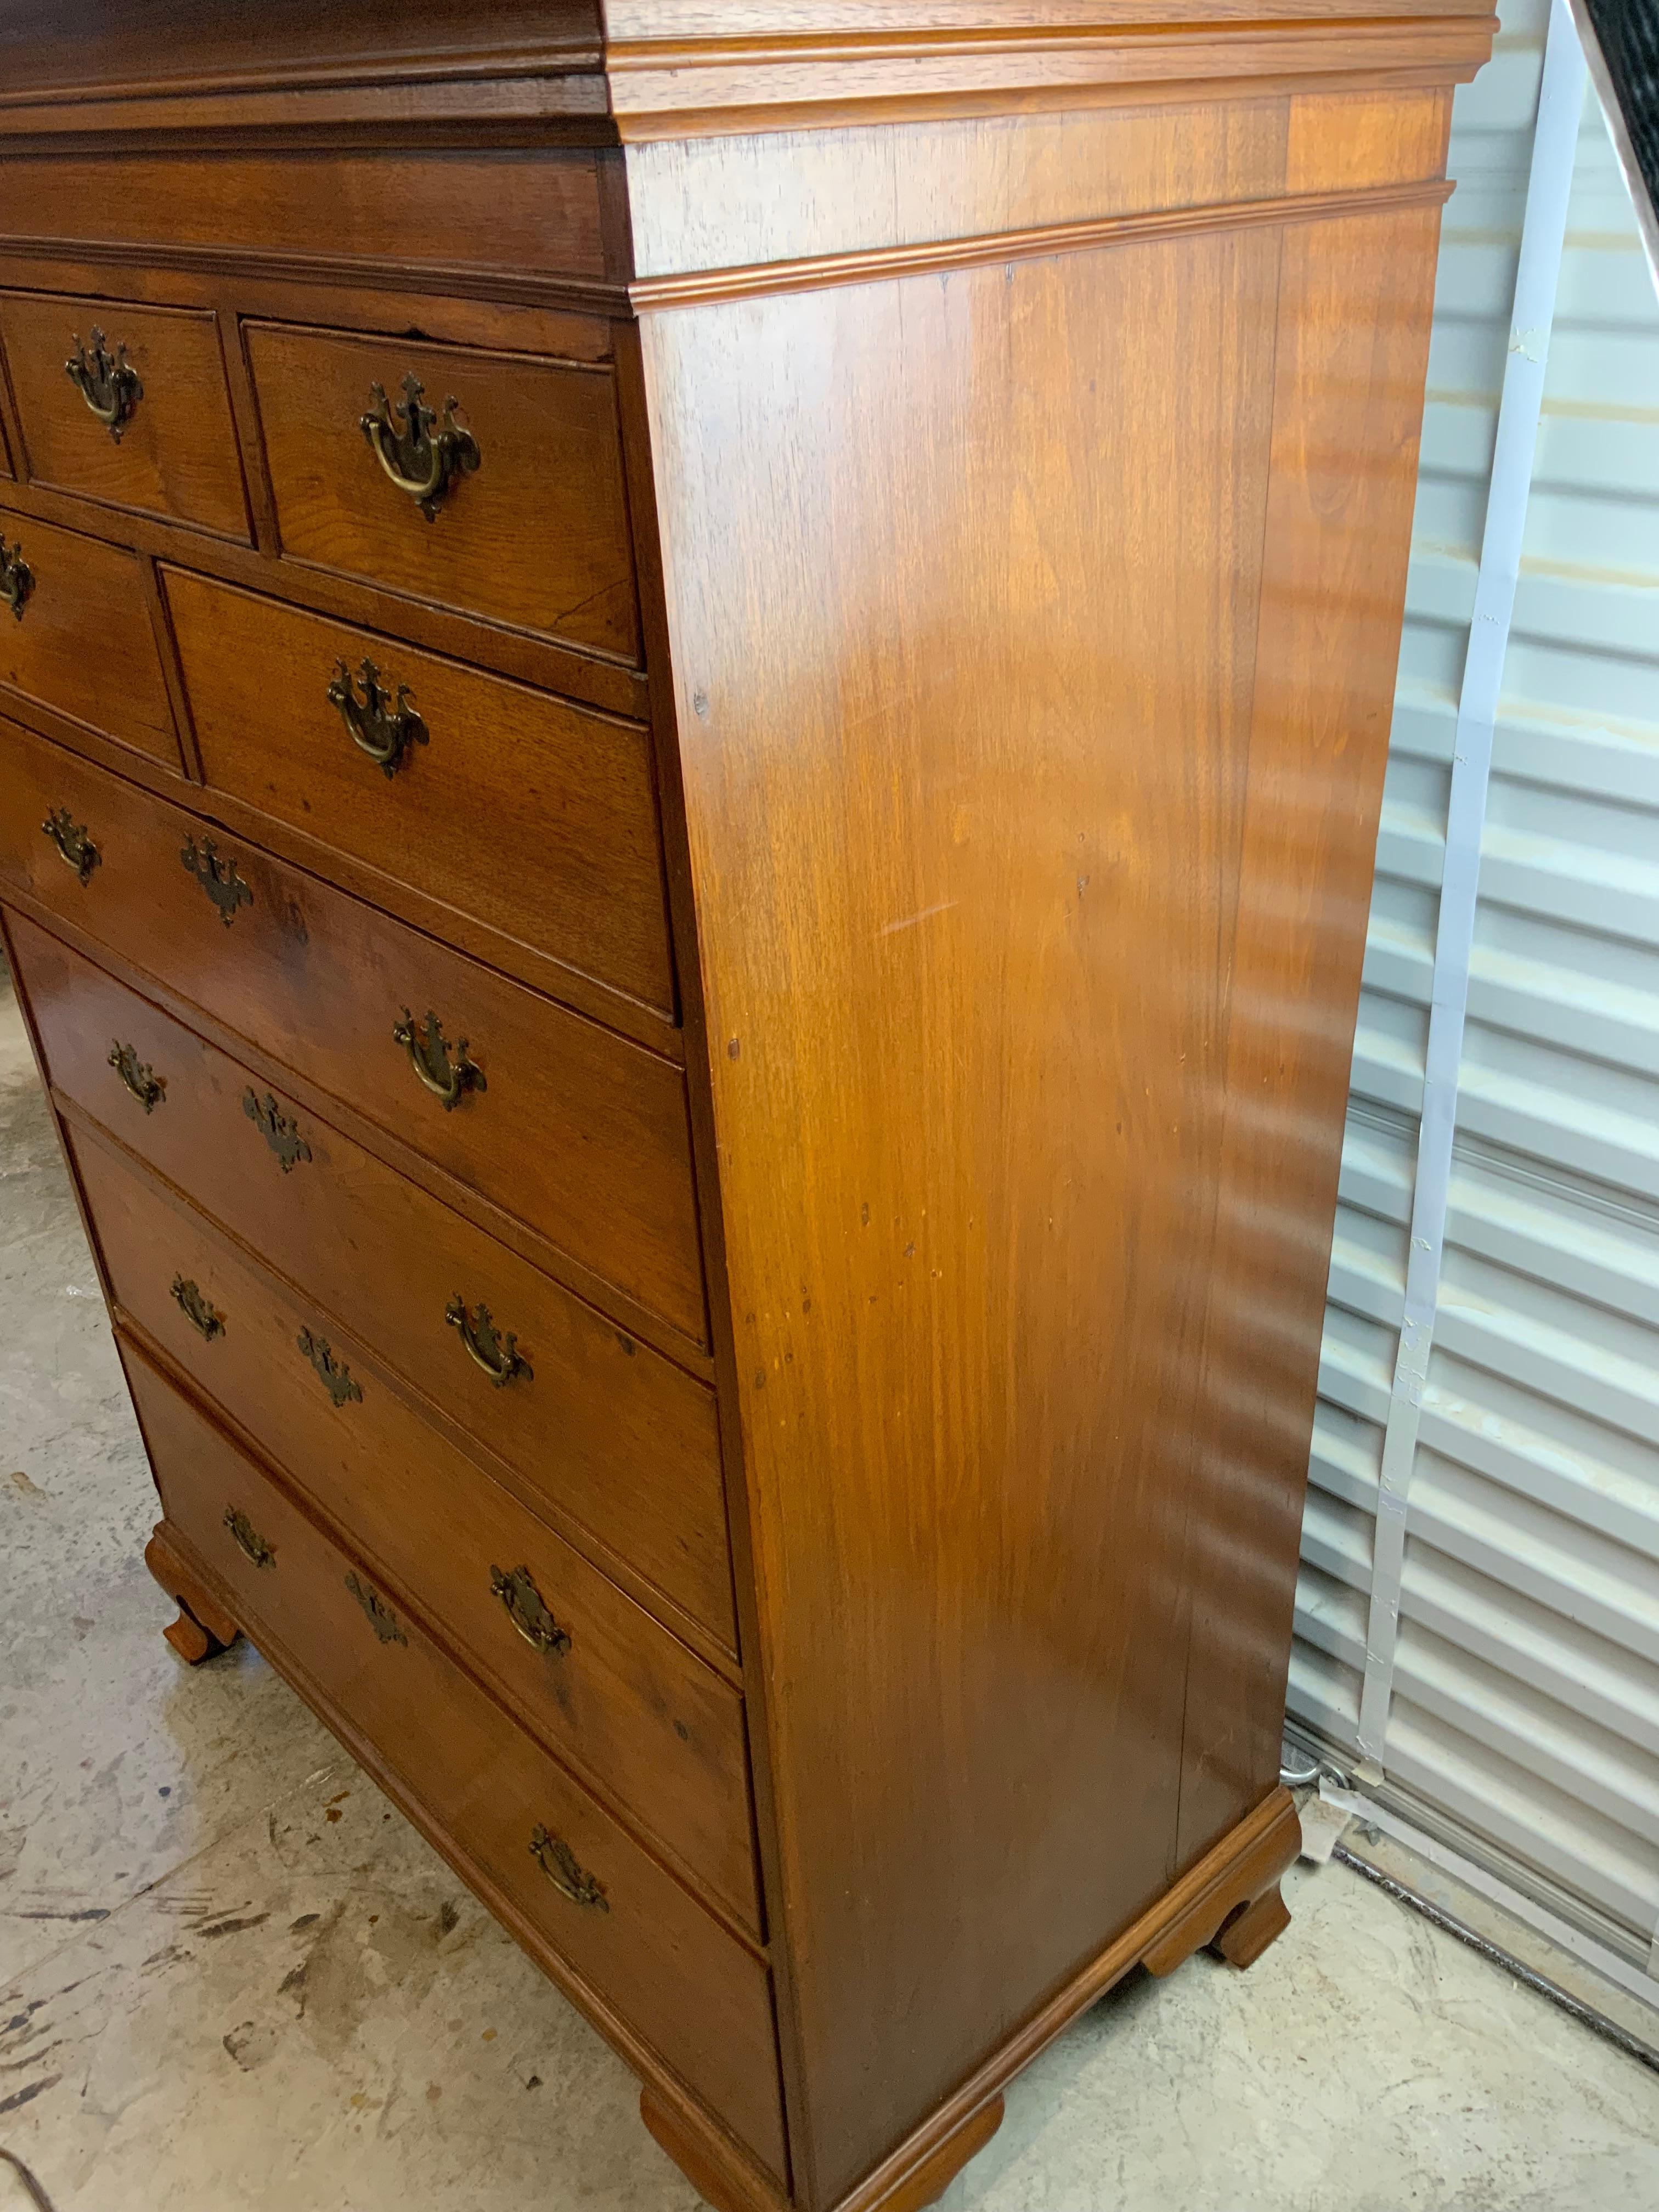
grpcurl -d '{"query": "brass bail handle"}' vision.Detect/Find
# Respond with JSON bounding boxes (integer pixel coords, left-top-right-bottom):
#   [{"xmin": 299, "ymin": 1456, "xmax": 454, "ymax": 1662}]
[
  {"xmin": 327, "ymin": 657, "xmax": 429, "ymax": 777},
  {"xmin": 359, "ymin": 373, "xmax": 480, "ymax": 522},
  {"xmin": 41, "ymin": 806, "xmax": 100, "ymax": 884},
  {"xmin": 445, "ymin": 1295, "xmax": 532, "ymax": 1388},
  {"xmin": 529, "ymin": 1825, "xmax": 608, "ymax": 1912},
  {"xmin": 393, "ymin": 1009, "xmax": 485, "ymax": 1111},
  {"xmin": 65, "ymin": 326, "xmax": 143, "ymax": 439},
  {"xmin": 0, "ymin": 533, "xmax": 32, "ymax": 622}
]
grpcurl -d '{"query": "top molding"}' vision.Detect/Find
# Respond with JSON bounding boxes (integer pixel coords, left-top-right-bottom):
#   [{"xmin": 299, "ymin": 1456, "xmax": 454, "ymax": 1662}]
[
  {"xmin": 0, "ymin": 3, "xmax": 1499, "ymax": 144},
  {"xmin": 600, "ymin": 4, "xmax": 1500, "ymax": 139}
]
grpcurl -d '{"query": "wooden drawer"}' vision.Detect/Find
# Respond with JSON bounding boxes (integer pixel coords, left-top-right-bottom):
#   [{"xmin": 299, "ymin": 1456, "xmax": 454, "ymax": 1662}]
[
  {"xmin": 0, "ymin": 720, "xmax": 707, "ymax": 1346},
  {"xmin": 0, "ymin": 290, "xmax": 251, "ymax": 540},
  {"xmin": 7, "ymin": 915, "xmax": 734, "ymax": 1652},
  {"xmin": 80, "ymin": 1123, "xmax": 759, "ymax": 1936},
  {"xmin": 163, "ymin": 569, "xmax": 675, "ymax": 1019},
  {"xmin": 0, "ymin": 509, "xmax": 180, "ymax": 766},
  {"xmin": 244, "ymin": 321, "xmax": 640, "ymax": 664},
  {"xmin": 126, "ymin": 1343, "xmax": 786, "ymax": 2181},
  {"xmin": 2, "ymin": 147, "xmax": 612, "ymax": 289}
]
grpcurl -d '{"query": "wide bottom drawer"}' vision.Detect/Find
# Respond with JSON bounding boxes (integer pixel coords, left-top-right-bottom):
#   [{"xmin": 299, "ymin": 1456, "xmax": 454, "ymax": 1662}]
[{"xmin": 126, "ymin": 1340, "xmax": 787, "ymax": 2181}]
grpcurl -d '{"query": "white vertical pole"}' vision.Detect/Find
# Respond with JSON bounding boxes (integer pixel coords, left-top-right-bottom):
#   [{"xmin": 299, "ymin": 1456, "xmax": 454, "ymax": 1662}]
[{"xmin": 1355, "ymin": 0, "xmax": 1589, "ymax": 1773}]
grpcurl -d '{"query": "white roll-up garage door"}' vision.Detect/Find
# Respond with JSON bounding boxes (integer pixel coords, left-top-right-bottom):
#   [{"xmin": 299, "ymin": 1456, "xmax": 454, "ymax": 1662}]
[{"xmin": 1290, "ymin": 0, "xmax": 1659, "ymax": 1988}]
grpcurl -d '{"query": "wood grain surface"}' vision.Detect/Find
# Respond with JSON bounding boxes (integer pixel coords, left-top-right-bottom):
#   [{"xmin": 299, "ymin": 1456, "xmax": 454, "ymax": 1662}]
[
  {"xmin": 0, "ymin": 9, "xmax": 1490, "ymax": 2204},
  {"xmin": 0, "ymin": 289, "xmax": 251, "ymax": 540},
  {"xmin": 165, "ymin": 568, "xmax": 675, "ymax": 1018},
  {"xmin": 83, "ymin": 1123, "xmax": 760, "ymax": 1935},
  {"xmin": 127, "ymin": 1340, "xmax": 787, "ymax": 2180},
  {"xmin": 246, "ymin": 321, "xmax": 640, "ymax": 663},
  {"xmin": 10, "ymin": 913, "xmax": 736, "ymax": 1655},
  {"xmin": 0, "ymin": 507, "xmax": 179, "ymax": 765},
  {"xmin": 642, "ymin": 201, "xmax": 1435, "ymax": 2201},
  {"xmin": 0, "ymin": 720, "xmax": 707, "ymax": 1345}
]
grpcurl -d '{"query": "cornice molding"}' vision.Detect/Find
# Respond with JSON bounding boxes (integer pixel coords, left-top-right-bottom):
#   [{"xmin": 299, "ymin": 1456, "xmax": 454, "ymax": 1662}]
[
  {"xmin": 0, "ymin": 9, "xmax": 1499, "ymax": 148},
  {"xmin": 601, "ymin": 12, "xmax": 1499, "ymax": 140},
  {"xmin": 629, "ymin": 174, "xmax": 1455, "ymax": 310}
]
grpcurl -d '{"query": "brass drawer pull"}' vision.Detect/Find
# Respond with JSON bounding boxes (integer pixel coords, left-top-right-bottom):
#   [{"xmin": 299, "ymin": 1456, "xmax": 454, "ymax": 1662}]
[
  {"xmin": 108, "ymin": 1039, "xmax": 165, "ymax": 1113},
  {"xmin": 41, "ymin": 806, "xmax": 100, "ymax": 884},
  {"xmin": 296, "ymin": 1327, "xmax": 362, "ymax": 1408},
  {"xmin": 65, "ymin": 326, "xmax": 143, "ymax": 441},
  {"xmin": 180, "ymin": 834, "xmax": 253, "ymax": 926},
  {"xmin": 345, "ymin": 1570, "xmax": 407, "ymax": 1646},
  {"xmin": 360, "ymin": 374, "xmax": 479, "ymax": 523},
  {"xmin": 171, "ymin": 1275, "xmax": 225, "ymax": 1342},
  {"xmin": 490, "ymin": 1564, "xmax": 571, "ymax": 1657},
  {"xmin": 0, "ymin": 532, "xmax": 32, "ymax": 622},
  {"xmin": 393, "ymin": 1009, "xmax": 484, "ymax": 1111},
  {"xmin": 445, "ymin": 1296, "xmax": 532, "ymax": 1389},
  {"xmin": 328, "ymin": 657, "xmax": 428, "ymax": 778},
  {"xmin": 224, "ymin": 1505, "xmax": 275, "ymax": 1570},
  {"xmin": 529, "ymin": 1825, "xmax": 608, "ymax": 1912},
  {"xmin": 243, "ymin": 1090, "xmax": 312, "ymax": 1173}
]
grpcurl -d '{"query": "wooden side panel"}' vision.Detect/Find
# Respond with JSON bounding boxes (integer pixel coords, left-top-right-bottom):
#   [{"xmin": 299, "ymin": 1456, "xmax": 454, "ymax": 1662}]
[
  {"xmin": 1172, "ymin": 206, "xmax": 1443, "ymax": 1867},
  {"xmin": 643, "ymin": 229, "xmax": 1288, "ymax": 2203}
]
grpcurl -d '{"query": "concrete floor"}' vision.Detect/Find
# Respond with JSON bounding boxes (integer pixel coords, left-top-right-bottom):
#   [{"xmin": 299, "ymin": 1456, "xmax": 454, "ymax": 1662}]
[{"xmin": 3, "ymin": 964, "xmax": 1658, "ymax": 2212}]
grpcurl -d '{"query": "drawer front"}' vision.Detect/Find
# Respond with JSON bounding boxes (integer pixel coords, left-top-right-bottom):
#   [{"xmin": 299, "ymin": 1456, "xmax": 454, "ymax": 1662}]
[
  {"xmin": 82, "ymin": 1126, "xmax": 760, "ymax": 1935},
  {"xmin": 245, "ymin": 321, "xmax": 640, "ymax": 664},
  {"xmin": 4, "ymin": 149, "xmax": 611, "ymax": 287},
  {"xmin": 127, "ymin": 1344, "xmax": 786, "ymax": 2181},
  {"xmin": 0, "ymin": 510, "xmax": 180, "ymax": 765},
  {"xmin": 9, "ymin": 915, "xmax": 734, "ymax": 1651},
  {"xmin": 0, "ymin": 721, "xmax": 707, "ymax": 1345},
  {"xmin": 164, "ymin": 568, "xmax": 675, "ymax": 1017},
  {"xmin": 0, "ymin": 290, "xmax": 251, "ymax": 540}
]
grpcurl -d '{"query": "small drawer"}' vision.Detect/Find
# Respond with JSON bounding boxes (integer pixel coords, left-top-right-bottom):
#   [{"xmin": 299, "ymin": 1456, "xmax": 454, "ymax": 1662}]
[
  {"xmin": 163, "ymin": 569, "xmax": 675, "ymax": 1018},
  {"xmin": 0, "ymin": 720, "xmax": 707, "ymax": 1346},
  {"xmin": 8, "ymin": 916, "xmax": 733, "ymax": 1652},
  {"xmin": 80, "ymin": 1125, "xmax": 759, "ymax": 1937},
  {"xmin": 126, "ymin": 1343, "xmax": 786, "ymax": 2182},
  {"xmin": 244, "ymin": 320, "xmax": 640, "ymax": 664},
  {"xmin": 0, "ymin": 508, "xmax": 180, "ymax": 767},
  {"xmin": 0, "ymin": 290, "xmax": 251, "ymax": 540}
]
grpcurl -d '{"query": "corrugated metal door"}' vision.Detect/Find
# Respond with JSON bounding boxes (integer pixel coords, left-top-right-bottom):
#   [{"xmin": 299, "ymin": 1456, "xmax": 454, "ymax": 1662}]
[{"xmin": 1290, "ymin": 0, "xmax": 1659, "ymax": 1979}]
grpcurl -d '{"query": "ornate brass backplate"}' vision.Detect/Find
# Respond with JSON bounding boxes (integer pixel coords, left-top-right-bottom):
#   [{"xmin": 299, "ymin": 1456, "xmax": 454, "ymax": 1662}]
[
  {"xmin": 224, "ymin": 1505, "xmax": 276, "ymax": 1570},
  {"xmin": 345, "ymin": 1570, "xmax": 407, "ymax": 1646},
  {"xmin": 529, "ymin": 1825, "xmax": 608, "ymax": 1912},
  {"xmin": 242, "ymin": 1089, "xmax": 312, "ymax": 1173},
  {"xmin": 180, "ymin": 835, "xmax": 253, "ymax": 926},
  {"xmin": 359, "ymin": 373, "xmax": 481, "ymax": 522},
  {"xmin": 0, "ymin": 532, "xmax": 32, "ymax": 622},
  {"xmin": 171, "ymin": 1274, "xmax": 225, "ymax": 1342},
  {"xmin": 392, "ymin": 1009, "xmax": 484, "ymax": 1111},
  {"xmin": 296, "ymin": 1327, "xmax": 363, "ymax": 1408},
  {"xmin": 65, "ymin": 326, "xmax": 143, "ymax": 441},
  {"xmin": 108, "ymin": 1039, "xmax": 165, "ymax": 1112},
  {"xmin": 327, "ymin": 656, "xmax": 429, "ymax": 777},
  {"xmin": 490, "ymin": 1564, "xmax": 571, "ymax": 1656},
  {"xmin": 445, "ymin": 1295, "xmax": 532, "ymax": 1388},
  {"xmin": 41, "ymin": 805, "xmax": 100, "ymax": 884}
]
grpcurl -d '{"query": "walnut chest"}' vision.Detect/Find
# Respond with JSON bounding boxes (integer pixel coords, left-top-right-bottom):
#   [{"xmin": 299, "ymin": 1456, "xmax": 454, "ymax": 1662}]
[{"xmin": 0, "ymin": 8, "xmax": 1496, "ymax": 2209}]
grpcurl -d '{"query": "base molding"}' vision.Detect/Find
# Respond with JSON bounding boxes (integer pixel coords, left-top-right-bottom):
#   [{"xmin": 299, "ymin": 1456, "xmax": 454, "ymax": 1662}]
[
  {"xmin": 652, "ymin": 1785, "xmax": 1301, "ymax": 2212},
  {"xmin": 144, "ymin": 1513, "xmax": 1296, "ymax": 2212}
]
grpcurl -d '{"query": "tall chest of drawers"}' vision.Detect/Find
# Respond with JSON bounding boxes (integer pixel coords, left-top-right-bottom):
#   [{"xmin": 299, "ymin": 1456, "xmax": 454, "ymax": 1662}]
[{"xmin": 0, "ymin": 8, "xmax": 1496, "ymax": 2210}]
